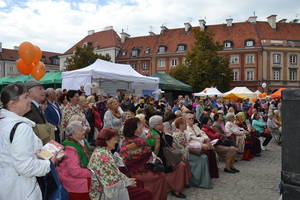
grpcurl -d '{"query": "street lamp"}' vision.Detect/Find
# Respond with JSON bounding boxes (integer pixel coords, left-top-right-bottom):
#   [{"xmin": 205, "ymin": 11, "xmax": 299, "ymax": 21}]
[{"xmin": 262, "ymin": 82, "xmax": 267, "ymax": 93}]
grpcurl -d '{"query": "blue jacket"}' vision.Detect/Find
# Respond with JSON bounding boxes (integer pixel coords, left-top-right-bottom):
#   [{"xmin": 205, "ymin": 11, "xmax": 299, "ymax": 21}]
[{"xmin": 44, "ymin": 102, "xmax": 61, "ymax": 127}]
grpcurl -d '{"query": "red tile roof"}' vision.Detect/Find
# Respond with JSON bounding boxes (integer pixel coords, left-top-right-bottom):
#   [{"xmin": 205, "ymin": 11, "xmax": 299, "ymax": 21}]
[
  {"xmin": 64, "ymin": 29, "xmax": 121, "ymax": 54},
  {"xmin": 0, "ymin": 48, "xmax": 61, "ymax": 65},
  {"xmin": 256, "ymin": 21, "xmax": 300, "ymax": 40},
  {"xmin": 117, "ymin": 21, "xmax": 300, "ymax": 59}
]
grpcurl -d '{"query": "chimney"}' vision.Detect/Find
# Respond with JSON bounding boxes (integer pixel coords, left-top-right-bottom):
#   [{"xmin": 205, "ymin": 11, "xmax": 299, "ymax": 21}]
[
  {"xmin": 88, "ymin": 30, "xmax": 95, "ymax": 35},
  {"xmin": 184, "ymin": 22, "xmax": 192, "ymax": 32},
  {"xmin": 278, "ymin": 19, "xmax": 287, "ymax": 23},
  {"xmin": 120, "ymin": 30, "xmax": 130, "ymax": 43},
  {"xmin": 199, "ymin": 19, "xmax": 206, "ymax": 31},
  {"xmin": 267, "ymin": 15, "xmax": 277, "ymax": 29},
  {"xmin": 226, "ymin": 18, "xmax": 233, "ymax": 27},
  {"xmin": 160, "ymin": 25, "xmax": 168, "ymax": 34},
  {"xmin": 0, "ymin": 42, "xmax": 2, "ymax": 53},
  {"xmin": 248, "ymin": 16, "xmax": 257, "ymax": 24},
  {"xmin": 103, "ymin": 26, "xmax": 113, "ymax": 31},
  {"xmin": 149, "ymin": 31, "xmax": 155, "ymax": 36}
]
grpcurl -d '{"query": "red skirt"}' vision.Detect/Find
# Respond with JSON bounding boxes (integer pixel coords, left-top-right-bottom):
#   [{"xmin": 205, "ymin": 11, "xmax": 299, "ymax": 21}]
[{"xmin": 69, "ymin": 192, "xmax": 90, "ymax": 200}]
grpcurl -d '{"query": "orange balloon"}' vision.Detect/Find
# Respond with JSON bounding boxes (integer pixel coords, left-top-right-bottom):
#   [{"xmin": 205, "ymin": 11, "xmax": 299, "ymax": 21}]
[
  {"xmin": 16, "ymin": 59, "xmax": 34, "ymax": 75},
  {"xmin": 251, "ymin": 98, "xmax": 257, "ymax": 102},
  {"xmin": 31, "ymin": 61, "xmax": 46, "ymax": 80},
  {"xmin": 33, "ymin": 45, "xmax": 42, "ymax": 63},
  {"xmin": 18, "ymin": 42, "xmax": 35, "ymax": 64}
]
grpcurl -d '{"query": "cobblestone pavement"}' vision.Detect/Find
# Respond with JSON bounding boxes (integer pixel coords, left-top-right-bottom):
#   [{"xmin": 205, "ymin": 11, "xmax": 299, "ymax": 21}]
[{"xmin": 168, "ymin": 141, "xmax": 281, "ymax": 200}]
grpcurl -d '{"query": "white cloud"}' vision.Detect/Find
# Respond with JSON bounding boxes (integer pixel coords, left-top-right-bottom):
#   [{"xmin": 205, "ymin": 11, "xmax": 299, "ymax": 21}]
[
  {"xmin": 0, "ymin": 0, "xmax": 6, "ymax": 8},
  {"xmin": 0, "ymin": 0, "xmax": 299, "ymax": 53}
]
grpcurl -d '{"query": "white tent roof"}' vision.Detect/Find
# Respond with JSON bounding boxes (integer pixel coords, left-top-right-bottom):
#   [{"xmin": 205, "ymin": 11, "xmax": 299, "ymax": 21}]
[
  {"xmin": 62, "ymin": 59, "xmax": 159, "ymax": 93},
  {"xmin": 193, "ymin": 87, "xmax": 223, "ymax": 97},
  {"xmin": 254, "ymin": 90, "xmax": 261, "ymax": 95},
  {"xmin": 223, "ymin": 87, "xmax": 255, "ymax": 98},
  {"xmin": 62, "ymin": 59, "xmax": 159, "ymax": 84}
]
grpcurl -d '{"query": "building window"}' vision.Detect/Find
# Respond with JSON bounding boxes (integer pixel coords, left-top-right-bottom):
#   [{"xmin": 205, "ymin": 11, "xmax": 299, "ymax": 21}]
[
  {"xmin": 177, "ymin": 44, "xmax": 186, "ymax": 52},
  {"xmin": 158, "ymin": 46, "xmax": 167, "ymax": 53},
  {"xmin": 171, "ymin": 58, "xmax": 178, "ymax": 67},
  {"xmin": 143, "ymin": 62, "xmax": 149, "ymax": 70},
  {"xmin": 41, "ymin": 56, "xmax": 46, "ymax": 63},
  {"xmin": 246, "ymin": 71, "xmax": 254, "ymax": 80},
  {"xmin": 245, "ymin": 40, "xmax": 254, "ymax": 47},
  {"xmin": 290, "ymin": 55, "xmax": 297, "ymax": 65},
  {"xmin": 289, "ymin": 70, "xmax": 297, "ymax": 81},
  {"xmin": 232, "ymin": 71, "xmax": 238, "ymax": 81},
  {"xmin": 132, "ymin": 49, "xmax": 139, "ymax": 57},
  {"xmin": 158, "ymin": 58, "xmax": 166, "ymax": 67},
  {"xmin": 246, "ymin": 55, "xmax": 255, "ymax": 64},
  {"xmin": 230, "ymin": 55, "xmax": 239, "ymax": 64},
  {"xmin": 131, "ymin": 64, "xmax": 137, "ymax": 70},
  {"xmin": 145, "ymin": 48, "xmax": 150, "ymax": 54},
  {"xmin": 224, "ymin": 41, "xmax": 233, "ymax": 48},
  {"xmin": 122, "ymin": 51, "xmax": 127, "ymax": 56},
  {"xmin": 273, "ymin": 54, "xmax": 281, "ymax": 64},
  {"xmin": 9, "ymin": 66, "xmax": 14, "ymax": 73},
  {"xmin": 273, "ymin": 70, "xmax": 281, "ymax": 80}
]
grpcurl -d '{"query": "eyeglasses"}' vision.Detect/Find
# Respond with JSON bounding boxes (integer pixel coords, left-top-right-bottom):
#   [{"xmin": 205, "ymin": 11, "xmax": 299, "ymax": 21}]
[{"xmin": 188, "ymin": 118, "xmax": 194, "ymax": 120}]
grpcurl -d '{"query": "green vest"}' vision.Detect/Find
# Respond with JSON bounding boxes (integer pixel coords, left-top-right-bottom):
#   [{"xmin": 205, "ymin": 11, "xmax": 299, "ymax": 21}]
[{"xmin": 63, "ymin": 139, "xmax": 92, "ymax": 168}]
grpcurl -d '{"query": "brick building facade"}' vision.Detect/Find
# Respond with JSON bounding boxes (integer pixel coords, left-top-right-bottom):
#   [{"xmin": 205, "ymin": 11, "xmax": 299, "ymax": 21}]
[{"xmin": 60, "ymin": 15, "xmax": 300, "ymax": 92}]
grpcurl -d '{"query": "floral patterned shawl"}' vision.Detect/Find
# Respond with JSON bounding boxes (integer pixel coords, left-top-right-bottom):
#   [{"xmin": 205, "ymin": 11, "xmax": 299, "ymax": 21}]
[{"xmin": 88, "ymin": 147, "xmax": 130, "ymax": 200}]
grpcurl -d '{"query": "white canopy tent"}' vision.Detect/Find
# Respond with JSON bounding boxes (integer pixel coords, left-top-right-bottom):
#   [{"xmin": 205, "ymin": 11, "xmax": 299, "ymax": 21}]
[
  {"xmin": 193, "ymin": 87, "xmax": 223, "ymax": 97},
  {"xmin": 223, "ymin": 87, "xmax": 256, "ymax": 99},
  {"xmin": 62, "ymin": 59, "xmax": 159, "ymax": 95},
  {"xmin": 254, "ymin": 90, "xmax": 261, "ymax": 95}
]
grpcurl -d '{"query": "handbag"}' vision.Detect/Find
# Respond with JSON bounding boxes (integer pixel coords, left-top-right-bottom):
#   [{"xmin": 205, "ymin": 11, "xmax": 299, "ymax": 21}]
[
  {"xmin": 162, "ymin": 134, "xmax": 183, "ymax": 168},
  {"xmin": 44, "ymin": 162, "xmax": 69, "ymax": 200},
  {"xmin": 264, "ymin": 128, "xmax": 271, "ymax": 134},
  {"xmin": 147, "ymin": 158, "xmax": 166, "ymax": 172}
]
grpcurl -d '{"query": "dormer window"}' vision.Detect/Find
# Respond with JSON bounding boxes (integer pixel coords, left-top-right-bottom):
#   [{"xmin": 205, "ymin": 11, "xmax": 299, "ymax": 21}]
[
  {"xmin": 224, "ymin": 40, "xmax": 233, "ymax": 48},
  {"xmin": 177, "ymin": 44, "xmax": 187, "ymax": 52},
  {"xmin": 132, "ymin": 49, "xmax": 140, "ymax": 57},
  {"xmin": 145, "ymin": 48, "xmax": 150, "ymax": 54},
  {"xmin": 122, "ymin": 51, "xmax": 127, "ymax": 56},
  {"xmin": 158, "ymin": 45, "xmax": 167, "ymax": 53},
  {"xmin": 245, "ymin": 39, "xmax": 255, "ymax": 47}
]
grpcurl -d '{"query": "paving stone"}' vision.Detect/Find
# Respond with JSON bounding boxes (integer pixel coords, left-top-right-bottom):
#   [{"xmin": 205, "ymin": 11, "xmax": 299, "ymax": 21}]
[{"xmin": 168, "ymin": 140, "xmax": 281, "ymax": 200}]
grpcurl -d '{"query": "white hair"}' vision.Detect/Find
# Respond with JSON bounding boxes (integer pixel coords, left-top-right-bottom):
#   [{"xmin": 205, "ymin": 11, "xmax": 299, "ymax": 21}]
[
  {"xmin": 149, "ymin": 115, "xmax": 163, "ymax": 128},
  {"xmin": 135, "ymin": 113, "xmax": 145, "ymax": 121},
  {"xmin": 226, "ymin": 112, "xmax": 235, "ymax": 121},
  {"xmin": 65, "ymin": 120, "xmax": 82, "ymax": 137}
]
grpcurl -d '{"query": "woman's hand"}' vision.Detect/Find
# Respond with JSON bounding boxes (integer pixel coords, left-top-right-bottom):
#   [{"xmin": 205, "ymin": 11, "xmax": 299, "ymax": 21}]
[{"xmin": 128, "ymin": 178, "xmax": 137, "ymax": 187}]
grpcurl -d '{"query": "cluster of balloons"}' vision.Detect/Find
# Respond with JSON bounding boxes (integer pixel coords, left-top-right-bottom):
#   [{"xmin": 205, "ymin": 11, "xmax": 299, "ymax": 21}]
[
  {"xmin": 16, "ymin": 42, "xmax": 46, "ymax": 80},
  {"xmin": 258, "ymin": 93, "xmax": 267, "ymax": 98}
]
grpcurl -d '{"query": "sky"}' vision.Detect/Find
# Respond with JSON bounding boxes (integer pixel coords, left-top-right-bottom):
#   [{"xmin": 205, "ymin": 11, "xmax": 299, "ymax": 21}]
[{"xmin": 0, "ymin": 0, "xmax": 299, "ymax": 53}]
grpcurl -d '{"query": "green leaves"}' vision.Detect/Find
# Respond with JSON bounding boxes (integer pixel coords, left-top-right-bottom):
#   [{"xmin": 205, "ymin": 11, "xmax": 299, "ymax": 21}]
[
  {"xmin": 170, "ymin": 29, "xmax": 232, "ymax": 92},
  {"xmin": 66, "ymin": 45, "xmax": 111, "ymax": 71}
]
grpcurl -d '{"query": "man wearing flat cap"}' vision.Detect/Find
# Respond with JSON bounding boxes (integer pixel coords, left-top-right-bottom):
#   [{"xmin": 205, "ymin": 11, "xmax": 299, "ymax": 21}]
[{"xmin": 24, "ymin": 80, "xmax": 55, "ymax": 144}]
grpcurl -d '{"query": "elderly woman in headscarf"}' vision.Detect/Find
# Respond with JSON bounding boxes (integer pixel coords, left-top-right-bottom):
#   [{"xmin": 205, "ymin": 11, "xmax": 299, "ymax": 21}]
[{"xmin": 88, "ymin": 128, "xmax": 137, "ymax": 200}]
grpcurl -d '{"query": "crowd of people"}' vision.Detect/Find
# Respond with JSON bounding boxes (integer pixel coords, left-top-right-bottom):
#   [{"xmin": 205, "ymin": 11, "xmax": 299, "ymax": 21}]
[{"xmin": 0, "ymin": 81, "xmax": 282, "ymax": 200}]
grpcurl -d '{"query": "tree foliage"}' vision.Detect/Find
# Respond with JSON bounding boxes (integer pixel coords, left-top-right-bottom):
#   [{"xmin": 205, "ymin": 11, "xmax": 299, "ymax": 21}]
[
  {"xmin": 170, "ymin": 29, "xmax": 232, "ymax": 92},
  {"xmin": 66, "ymin": 45, "xmax": 111, "ymax": 71}
]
